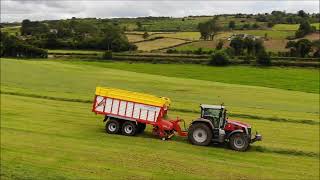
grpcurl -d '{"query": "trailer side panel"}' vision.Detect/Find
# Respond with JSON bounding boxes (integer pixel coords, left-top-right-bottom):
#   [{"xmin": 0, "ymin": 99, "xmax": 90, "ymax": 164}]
[{"xmin": 93, "ymin": 95, "xmax": 161, "ymax": 122}]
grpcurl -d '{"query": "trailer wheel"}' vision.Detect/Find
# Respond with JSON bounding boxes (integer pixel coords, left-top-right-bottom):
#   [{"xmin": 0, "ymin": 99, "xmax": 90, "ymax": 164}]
[
  {"xmin": 229, "ymin": 133, "xmax": 249, "ymax": 151},
  {"xmin": 105, "ymin": 119, "xmax": 120, "ymax": 134},
  {"xmin": 122, "ymin": 121, "xmax": 137, "ymax": 136},
  {"xmin": 137, "ymin": 123, "xmax": 146, "ymax": 133},
  {"xmin": 188, "ymin": 123, "xmax": 212, "ymax": 146}
]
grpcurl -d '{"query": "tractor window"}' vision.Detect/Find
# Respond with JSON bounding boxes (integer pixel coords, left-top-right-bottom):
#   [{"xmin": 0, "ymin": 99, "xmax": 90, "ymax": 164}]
[
  {"xmin": 203, "ymin": 108, "xmax": 220, "ymax": 118},
  {"xmin": 202, "ymin": 108, "xmax": 221, "ymax": 127}
]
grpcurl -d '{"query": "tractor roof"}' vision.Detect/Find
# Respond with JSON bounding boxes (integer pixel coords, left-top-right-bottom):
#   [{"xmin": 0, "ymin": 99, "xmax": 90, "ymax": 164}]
[{"xmin": 200, "ymin": 104, "xmax": 225, "ymax": 109}]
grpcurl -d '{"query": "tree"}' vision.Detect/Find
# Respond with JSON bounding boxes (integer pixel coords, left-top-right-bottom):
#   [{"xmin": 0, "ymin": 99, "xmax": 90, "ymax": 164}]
[
  {"xmin": 243, "ymin": 23, "xmax": 250, "ymax": 29},
  {"xmin": 21, "ymin": 19, "xmax": 32, "ymax": 35},
  {"xmin": 101, "ymin": 24, "xmax": 137, "ymax": 52},
  {"xmin": 1, "ymin": 32, "xmax": 47, "ymax": 58},
  {"xmin": 228, "ymin": 21, "xmax": 236, "ymax": 29},
  {"xmin": 297, "ymin": 10, "xmax": 308, "ymax": 18},
  {"xmin": 252, "ymin": 23, "xmax": 259, "ymax": 29},
  {"xmin": 312, "ymin": 40, "xmax": 320, "ymax": 57},
  {"xmin": 244, "ymin": 37, "xmax": 255, "ymax": 55},
  {"xmin": 286, "ymin": 39, "xmax": 312, "ymax": 57},
  {"xmin": 142, "ymin": 32, "xmax": 149, "ymax": 39},
  {"xmin": 230, "ymin": 37, "xmax": 244, "ymax": 55},
  {"xmin": 209, "ymin": 50, "xmax": 230, "ymax": 66},
  {"xmin": 256, "ymin": 49, "xmax": 271, "ymax": 65},
  {"xmin": 216, "ymin": 40, "xmax": 224, "ymax": 50},
  {"xmin": 136, "ymin": 22, "xmax": 142, "ymax": 30},
  {"xmin": 295, "ymin": 20, "xmax": 313, "ymax": 38},
  {"xmin": 198, "ymin": 18, "xmax": 221, "ymax": 40}
]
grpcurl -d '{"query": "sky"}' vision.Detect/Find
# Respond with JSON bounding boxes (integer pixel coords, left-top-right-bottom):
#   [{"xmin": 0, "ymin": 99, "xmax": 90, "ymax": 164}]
[{"xmin": 1, "ymin": 0, "xmax": 319, "ymax": 22}]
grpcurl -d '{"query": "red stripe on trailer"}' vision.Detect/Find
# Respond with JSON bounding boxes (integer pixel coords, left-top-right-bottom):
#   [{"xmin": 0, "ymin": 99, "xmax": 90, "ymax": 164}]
[
  {"xmin": 91, "ymin": 95, "xmax": 98, "ymax": 112},
  {"xmin": 131, "ymin": 103, "xmax": 135, "ymax": 118},
  {"xmin": 146, "ymin": 110, "xmax": 149, "ymax": 121},
  {"xmin": 138, "ymin": 109, "xmax": 142, "ymax": 119},
  {"xmin": 154, "ymin": 111, "xmax": 156, "ymax": 122},
  {"xmin": 110, "ymin": 98, "xmax": 114, "ymax": 113},
  {"xmin": 103, "ymin": 98, "xmax": 106, "ymax": 111},
  {"xmin": 124, "ymin": 101, "xmax": 128, "ymax": 115},
  {"xmin": 117, "ymin": 100, "xmax": 121, "ymax": 115}
]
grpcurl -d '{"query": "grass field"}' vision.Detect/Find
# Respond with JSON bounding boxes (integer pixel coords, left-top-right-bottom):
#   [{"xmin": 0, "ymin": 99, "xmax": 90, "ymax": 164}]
[
  {"xmin": 1, "ymin": 58, "xmax": 319, "ymax": 179},
  {"xmin": 272, "ymin": 23, "xmax": 320, "ymax": 31},
  {"xmin": 1, "ymin": 26, "xmax": 21, "ymax": 36},
  {"xmin": 148, "ymin": 32, "xmax": 201, "ymax": 41},
  {"xmin": 134, "ymin": 38, "xmax": 188, "ymax": 51},
  {"xmin": 48, "ymin": 49, "xmax": 104, "ymax": 54}
]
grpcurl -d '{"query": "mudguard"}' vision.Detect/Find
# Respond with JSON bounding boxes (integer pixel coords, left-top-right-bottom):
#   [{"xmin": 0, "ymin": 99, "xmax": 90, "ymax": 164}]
[
  {"xmin": 226, "ymin": 129, "xmax": 244, "ymax": 139},
  {"xmin": 190, "ymin": 118, "xmax": 215, "ymax": 129}
]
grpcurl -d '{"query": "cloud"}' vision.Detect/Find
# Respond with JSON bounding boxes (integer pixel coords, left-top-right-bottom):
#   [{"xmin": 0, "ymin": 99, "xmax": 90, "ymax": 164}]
[{"xmin": 1, "ymin": 0, "xmax": 319, "ymax": 22}]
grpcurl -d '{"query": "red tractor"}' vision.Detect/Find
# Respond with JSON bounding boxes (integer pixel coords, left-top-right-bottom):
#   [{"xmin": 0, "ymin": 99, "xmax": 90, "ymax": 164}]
[{"xmin": 188, "ymin": 104, "xmax": 261, "ymax": 151}]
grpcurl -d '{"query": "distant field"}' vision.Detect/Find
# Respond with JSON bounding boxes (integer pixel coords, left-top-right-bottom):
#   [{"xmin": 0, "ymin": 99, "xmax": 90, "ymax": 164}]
[
  {"xmin": 126, "ymin": 34, "xmax": 145, "ymax": 42},
  {"xmin": 148, "ymin": 32, "xmax": 201, "ymax": 40},
  {"xmin": 233, "ymin": 30, "xmax": 295, "ymax": 40},
  {"xmin": 1, "ymin": 26, "xmax": 21, "ymax": 35},
  {"xmin": 48, "ymin": 49, "xmax": 103, "ymax": 54},
  {"xmin": 134, "ymin": 38, "xmax": 188, "ymax": 51},
  {"xmin": 272, "ymin": 23, "xmax": 320, "ymax": 31},
  {"xmin": 1, "ymin": 58, "xmax": 319, "ymax": 179}
]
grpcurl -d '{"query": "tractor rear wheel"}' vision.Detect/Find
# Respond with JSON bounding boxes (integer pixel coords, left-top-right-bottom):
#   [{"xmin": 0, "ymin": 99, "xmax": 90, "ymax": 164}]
[
  {"xmin": 105, "ymin": 119, "xmax": 120, "ymax": 134},
  {"xmin": 229, "ymin": 133, "xmax": 249, "ymax": 151},
  {"xmin": 122, "ymin": 121, "xmax": 137, "ymax": 136},
  {"xmin": 188, "ymin": 123, "xmax": 212, "ymax": 146},
  {"xmin": 137, "ymin": 123, "xmax": 146, "ymax": 133}
]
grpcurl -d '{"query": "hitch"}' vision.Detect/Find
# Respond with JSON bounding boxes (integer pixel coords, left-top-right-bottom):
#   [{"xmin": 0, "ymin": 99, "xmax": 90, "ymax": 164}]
[
  {"xmin": 251, "ymin": 131, "xmax": 262, "ymax": 143},
  {"xmin": 170, "ymin": 118, "xmax": 188, "ymax": 137}
]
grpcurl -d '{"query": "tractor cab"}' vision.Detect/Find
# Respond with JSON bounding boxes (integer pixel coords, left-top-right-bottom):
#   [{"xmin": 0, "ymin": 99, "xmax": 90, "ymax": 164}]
[{"xmin": 200, "ymin": 104, "xmax": 226, "ymax": 129}]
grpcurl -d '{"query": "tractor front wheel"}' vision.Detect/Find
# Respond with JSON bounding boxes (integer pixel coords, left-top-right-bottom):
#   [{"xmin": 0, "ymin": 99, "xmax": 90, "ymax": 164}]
[
  {"xmin": 229, "ymin": 133, "xmax": 249, "ymax": 151},
  {"xmin": 188, "ymin": 123, "xmax": 212, "ymax": 146}
]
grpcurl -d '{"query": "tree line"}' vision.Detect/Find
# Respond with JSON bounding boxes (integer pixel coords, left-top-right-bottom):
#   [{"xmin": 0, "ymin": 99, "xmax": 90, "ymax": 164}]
[
  {"xmin": 1, "ymin": 32, "xmax": 47, "ymax": 58},
  {"xmin": 19, "ymin": 19, "xmax": 137, "ymax": 52}
]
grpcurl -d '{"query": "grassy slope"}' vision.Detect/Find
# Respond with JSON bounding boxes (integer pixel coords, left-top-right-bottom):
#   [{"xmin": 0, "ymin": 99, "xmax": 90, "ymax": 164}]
[
  {"xmin": 1, "ymin": 59, "xmax": 318, "ymax": 121},
  {"xmin": 1, "ymin": 58, "xmax": 319, "ymax": 179},
  {"xmin": 61, "ymin": 61, "xmax": 319, "ymax": 94}
]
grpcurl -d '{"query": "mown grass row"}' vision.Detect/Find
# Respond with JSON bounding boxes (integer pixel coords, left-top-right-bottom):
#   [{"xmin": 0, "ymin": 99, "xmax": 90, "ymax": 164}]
[
  {"xmin": 1, "ymin": 92, "xmax": 318, "ymax": 160},
  {"xmin": 2, "ymin": 90, "xmax": 318, "ymax": 126}
]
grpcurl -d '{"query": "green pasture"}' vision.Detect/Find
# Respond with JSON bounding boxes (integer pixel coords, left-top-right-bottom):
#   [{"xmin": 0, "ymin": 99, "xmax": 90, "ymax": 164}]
[
  {"xmin": 272, "ymin": 23, "xmax": 320, "ymax": 31},
  {"xmin": 148, "ymin": 32, "xmax": 201, "ymax": 41},
  {"xmin": 64, "ymin": 61, "xmax": 319, "ymax": 94},
  {"xmin": 134, "ymin": 38, "xmax": 188, "ymax": 51},
  {"xmin": 1, "ymin": 26, "xmax": 21, "ymax": 36},
  {"xmin": 48, "ymin": 49, "xmax": 103, "ymax": 54},
  {"xmin": 1, "ymin": 58, "xmax": 319, "ymax": 179},
  {"xmin": 233, "ymin": 30, "xmax": 295, "ymax": 40}
]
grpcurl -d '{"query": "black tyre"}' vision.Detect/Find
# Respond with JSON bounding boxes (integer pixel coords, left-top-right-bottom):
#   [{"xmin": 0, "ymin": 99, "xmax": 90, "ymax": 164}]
[
  {"xmin": 105, "ymin": 119, "xmax": 120, "ymax": 134},
  {"xmin": 188, "ymin": 123, "xmax": 212, "ymax": 146},
  {"xmin": 137, "ymin": 123, "xmax": 146, "ymax": 134},
  {"xmin": 122, "ymin": 121, "xmax": 137, "ymax": 136},
  {"xmin": 229, "ymin": 133, "xmax": 249, "ymax": 151}
]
